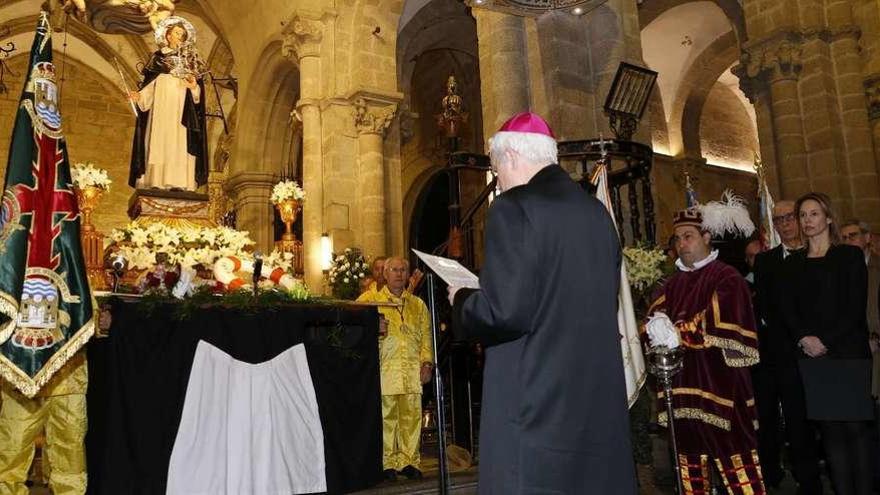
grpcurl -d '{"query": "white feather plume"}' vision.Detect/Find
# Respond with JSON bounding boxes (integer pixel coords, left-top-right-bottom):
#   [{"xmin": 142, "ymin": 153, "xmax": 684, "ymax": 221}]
[{"xmin": 699, "ymin": 190, "xmax": 755, "ymax": 238}]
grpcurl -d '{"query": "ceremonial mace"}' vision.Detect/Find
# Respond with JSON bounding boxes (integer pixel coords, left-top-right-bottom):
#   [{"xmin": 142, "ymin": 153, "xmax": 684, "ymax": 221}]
[{"xmin": 647, "ymin": 345, "xmax": 685, "ymax": 495}]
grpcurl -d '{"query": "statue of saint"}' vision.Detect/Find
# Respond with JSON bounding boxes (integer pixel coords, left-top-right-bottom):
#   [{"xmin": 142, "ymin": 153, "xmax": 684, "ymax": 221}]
[
  {"xmin": 127, "ymin": 16, "xmax": 208, "ymax": 191},
  {"xmin": 437, "ymin": 75, "xmax": 467, "ymax": 138}
]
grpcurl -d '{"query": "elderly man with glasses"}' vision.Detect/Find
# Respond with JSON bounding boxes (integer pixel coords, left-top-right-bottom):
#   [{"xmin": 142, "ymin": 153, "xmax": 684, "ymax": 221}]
[
  {"xmin": 751, "ymin": 200, "xmax": 823, "ymax": 493},
  {"xmin": 356, "ymin": 256, "xmax": 432, "ymax": 481}
]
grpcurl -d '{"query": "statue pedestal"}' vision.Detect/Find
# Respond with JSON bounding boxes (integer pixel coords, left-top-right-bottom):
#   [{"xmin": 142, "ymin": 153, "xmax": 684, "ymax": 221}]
[{"xmin": 128, "ymin": 189, "xmax": 215, "ymax": 228}]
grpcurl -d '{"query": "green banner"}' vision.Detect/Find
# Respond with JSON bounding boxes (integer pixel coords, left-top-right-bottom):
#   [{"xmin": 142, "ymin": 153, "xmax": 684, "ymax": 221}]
[{"xmin": 0, "ymin": 12, "xmax": 94, "ymax": 397}]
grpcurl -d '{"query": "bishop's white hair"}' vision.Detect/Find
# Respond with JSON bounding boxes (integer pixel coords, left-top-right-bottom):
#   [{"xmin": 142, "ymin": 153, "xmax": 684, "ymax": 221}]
[{"xmin": 488, "ymin": 131, "xmax": 558, "ymax": 167}]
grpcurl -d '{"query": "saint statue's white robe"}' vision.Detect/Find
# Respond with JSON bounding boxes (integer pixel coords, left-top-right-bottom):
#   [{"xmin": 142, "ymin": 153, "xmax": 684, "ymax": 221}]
[{"xmin": 135, "ymin": 73, "xmax": 199, "ymax": 191}]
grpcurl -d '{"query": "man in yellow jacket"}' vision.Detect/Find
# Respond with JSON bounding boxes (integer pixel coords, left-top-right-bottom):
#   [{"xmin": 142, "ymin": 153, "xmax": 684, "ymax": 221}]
[{"xmin": 357, "ymin": 256, "xmax": 433, "ymax": 481}]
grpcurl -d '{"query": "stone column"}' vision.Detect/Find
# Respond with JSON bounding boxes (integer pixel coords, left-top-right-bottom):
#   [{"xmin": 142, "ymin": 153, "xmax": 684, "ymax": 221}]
[
  {"xmin": 474, "ymin": 9, "xmax": 531, "ymax": 136},
  {"xmin": 741, "ymin": 39, "xmax": 809, "ymax": 198},
  {"xmin": 829, "ymin": 21, "xmax": 878, "ymax": 222},
  {"xmin": 224, "ymin": 171, "xmax": 276, "ymax": 251},
  {"xmin": 283, "ymin": 14, "xmax": 325, "ymax": 290},
  {"xmin": 734, "ymin": 66, "xmax": 781, "ymax": 196},
  {"xmin": 352, "ymin": 97, "xmax": 397, "ymax": 259}
]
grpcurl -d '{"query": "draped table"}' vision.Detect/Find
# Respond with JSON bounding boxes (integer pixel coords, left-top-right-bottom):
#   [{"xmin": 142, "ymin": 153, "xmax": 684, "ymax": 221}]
[{"xmin": 85, "ymin": 299, "xmax": 383, "ymax": 494}]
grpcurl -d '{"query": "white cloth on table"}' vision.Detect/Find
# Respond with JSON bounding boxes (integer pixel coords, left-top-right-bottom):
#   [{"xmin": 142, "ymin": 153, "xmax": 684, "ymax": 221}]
[
  {"xmin": 166, "ymin": 340, "xmax": 326, "ymax": 495},
  {"xmin": 136, "ymin": 72, "xmax": 198, "ymax": 191}
]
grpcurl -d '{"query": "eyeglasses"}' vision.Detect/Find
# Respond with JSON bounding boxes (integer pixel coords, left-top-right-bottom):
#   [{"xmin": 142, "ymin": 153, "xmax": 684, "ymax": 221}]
[
  {"xmin": 387, "ymin": 267, "xmax": 408, "ymax": 274},
  {"xmin": 772, "ymin": 213, "xmax": 796, "ymax": 224},
  {"xmin": 842, "ymin": 231, "xmax": 863, "ymax": 241}
]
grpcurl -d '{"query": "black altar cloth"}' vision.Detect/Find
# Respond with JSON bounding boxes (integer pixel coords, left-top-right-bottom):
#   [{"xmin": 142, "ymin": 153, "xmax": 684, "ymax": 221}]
[{"xmin": 86, "ymin": 300, "xmax": 383, "ymax": 494}]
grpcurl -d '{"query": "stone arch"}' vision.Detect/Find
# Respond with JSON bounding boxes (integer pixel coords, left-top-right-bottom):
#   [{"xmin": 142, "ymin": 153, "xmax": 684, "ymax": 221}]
[
  {"xmin": 229, "ymin": 40, "xmax": 299, "ymax": 176},
  {"xmin": 698, "ymin": 74, "xmax": 759, "ymax": 168},
  {"xmin": 648, "ymin": 89, "xmax": 671, "ymax": 154},
  {"xmin": 0, "ymin": 54, "xmax": 136, "ymax": 233},
  {"xmin": 670, "ymin": 31, "xmax": 740, "ymax": 158},
  {"xmin": 403, "ymin": 163, "xmax": 444, "ymax": 250},
  {"xmin": 641, "ymin": 1, "xmax": 739, "ymax": 155},
  {"xmin": 1, "ymin": 15, "xmax": 141, "ymax": 83},
  {"xmin": 638, "ymin": 0, "xmax": 744, "ymax": 44},
  {"xmin": 396, "ymin": 0, "xmax": 478, "ymax": 100},
  {"xmin": 397, "ymin": 0, "xmax": 483, "ymax": 250}
]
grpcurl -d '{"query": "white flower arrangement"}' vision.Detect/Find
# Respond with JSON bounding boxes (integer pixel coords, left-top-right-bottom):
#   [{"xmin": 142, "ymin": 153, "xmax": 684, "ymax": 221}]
[
  {"xmin": 623, "ymin": 246, "xmax": 667, "ymax": 292},
  {"xmin": 71, "ymin": 162, "xmax": 112, "ymax": 190},
  {"xmin": 270, "ymin": 180, "xmax": 306, "ymax": 204},
  {"xmin": 327, "ymin": 247, "xmax": 369, "ymax": 299},
  {"xmin": 110, "ymin": 221, "xmax": 256, "ymax": 270}
]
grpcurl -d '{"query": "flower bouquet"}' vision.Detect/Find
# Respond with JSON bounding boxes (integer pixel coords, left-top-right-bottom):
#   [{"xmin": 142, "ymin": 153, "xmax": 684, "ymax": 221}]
[
  {"xmin": 71, "ymin": 162, "xmax": 112, "ymax": 190},
  {"xmin": 270, "ymin": 180, "xmax": 306, "ymax": 204},
  {"xmin": 622, "ymin": 245, "xmax": 668, "ymax": 294},
  {"xmin": 327, "ymin": 248, "xmax": 369, "ymax": 300}
]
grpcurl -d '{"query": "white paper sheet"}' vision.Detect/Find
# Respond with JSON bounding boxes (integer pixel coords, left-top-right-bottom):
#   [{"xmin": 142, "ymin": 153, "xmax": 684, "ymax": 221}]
[{"xmin": 411, "ymin": 249, "xmax": 480, "ymax": 289}]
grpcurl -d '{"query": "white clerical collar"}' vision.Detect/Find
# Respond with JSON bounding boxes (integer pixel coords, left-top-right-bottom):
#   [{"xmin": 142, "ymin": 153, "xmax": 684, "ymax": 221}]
[{"xmin": 676, "ymin": 250, "xmax": 719, "ymax": 272}]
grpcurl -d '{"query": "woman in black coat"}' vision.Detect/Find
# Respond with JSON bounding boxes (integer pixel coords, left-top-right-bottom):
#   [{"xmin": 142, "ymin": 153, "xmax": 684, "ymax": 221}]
[{"xmin": 783, "ymin": 192, "xmax": 874, "ymax": 495}]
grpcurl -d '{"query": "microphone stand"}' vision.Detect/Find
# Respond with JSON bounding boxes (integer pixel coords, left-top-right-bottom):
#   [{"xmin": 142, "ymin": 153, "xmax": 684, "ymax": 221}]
[{"xmin": 425, "ymin": 273, "xmax": 450, "ymax": 495}]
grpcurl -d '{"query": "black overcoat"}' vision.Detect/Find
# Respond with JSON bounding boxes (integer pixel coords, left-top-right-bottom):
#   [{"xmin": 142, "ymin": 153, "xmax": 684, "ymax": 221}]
[{"xmin": 453, "ymin": 164, "xmax": 637, "ymax": 494}]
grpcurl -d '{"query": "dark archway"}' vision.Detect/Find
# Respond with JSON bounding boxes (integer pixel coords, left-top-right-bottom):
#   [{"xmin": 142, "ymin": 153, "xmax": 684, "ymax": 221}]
[{"xmin": 408, "ymin": 170, "xmax": 451, "ymax": 260}]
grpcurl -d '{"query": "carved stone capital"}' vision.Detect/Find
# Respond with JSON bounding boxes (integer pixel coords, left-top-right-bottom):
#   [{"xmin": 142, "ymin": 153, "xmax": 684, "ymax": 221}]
[
  {"xmin": 865, "ymin": 74, "xmax": 880, "ymax": 122},
  {"xmin": 731, "ymin": 63, "xmax": 768, "ymax": 105},
  {"xmin": 353, "ymin": 97, "xmax": 397, "ymax": 137},
  {"xmin": 399, "ymin": 103, "xmax": 419, "ymax": 145},
  {"xmin": 347, "ymin": 89, "xmax": 403, "ymax": 138},
  {"xmin": 741, "ymin": 34, "xmax": 804, "ymax": 82},
  {"xmin": 282, "ymin": 14, "xmax": 325, "ymax": 61}
]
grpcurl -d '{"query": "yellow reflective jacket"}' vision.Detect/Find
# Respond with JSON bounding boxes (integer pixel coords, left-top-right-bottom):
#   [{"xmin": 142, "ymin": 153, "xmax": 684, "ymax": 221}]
[{"xmin": 357, "ymin": 286, "xmax": 432, "ymax": 395}]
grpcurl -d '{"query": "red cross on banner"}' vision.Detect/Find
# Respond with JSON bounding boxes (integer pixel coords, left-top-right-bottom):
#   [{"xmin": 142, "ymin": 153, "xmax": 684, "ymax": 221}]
[{"xmin": 13, "ymin": 133, "xmax": 79, "ymax": 271}]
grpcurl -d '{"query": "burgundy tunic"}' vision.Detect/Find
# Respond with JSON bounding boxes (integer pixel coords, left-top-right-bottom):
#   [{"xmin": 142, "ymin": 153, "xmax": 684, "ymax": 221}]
[{"xmin": 646, "ymin": 259, "xmax": 761, "ymax": 456}]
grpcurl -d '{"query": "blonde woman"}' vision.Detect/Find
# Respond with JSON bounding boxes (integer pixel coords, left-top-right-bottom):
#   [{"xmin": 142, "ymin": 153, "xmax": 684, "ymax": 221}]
[{"xmin": 783, "ymin": 192, "xmax": 874, "ymax": 495}]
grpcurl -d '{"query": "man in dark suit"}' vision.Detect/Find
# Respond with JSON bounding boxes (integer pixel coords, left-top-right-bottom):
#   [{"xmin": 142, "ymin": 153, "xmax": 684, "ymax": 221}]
[
  {"xmin": 448, "ymin": 112, "xmax": 636, "ymax": 494},
  {"xmin": 752, "ymin": 200, "xmax": 823, "ymax": 494}
]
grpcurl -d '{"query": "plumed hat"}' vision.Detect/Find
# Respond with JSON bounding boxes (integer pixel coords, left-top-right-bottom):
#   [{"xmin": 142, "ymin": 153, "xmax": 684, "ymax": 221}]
[
  {"xmin": 673, "ymin": 190, "xmax": 756, "ymax": 239},
  {"xmin": 672, "ymin": 208, "xmax": 703, "ymax": 230}
]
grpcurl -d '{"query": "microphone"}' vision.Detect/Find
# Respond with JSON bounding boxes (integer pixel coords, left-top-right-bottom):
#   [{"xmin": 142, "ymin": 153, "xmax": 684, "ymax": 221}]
[{"xmin": 111, "ymin": 254, "xmax": 127, "ymax": 293}]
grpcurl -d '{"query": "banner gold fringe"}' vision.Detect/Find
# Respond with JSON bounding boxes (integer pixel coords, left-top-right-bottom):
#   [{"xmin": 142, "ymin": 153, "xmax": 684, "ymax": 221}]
[{"xmin": 0, "ymin": 318, "xmax": 95, "ymax": 398}]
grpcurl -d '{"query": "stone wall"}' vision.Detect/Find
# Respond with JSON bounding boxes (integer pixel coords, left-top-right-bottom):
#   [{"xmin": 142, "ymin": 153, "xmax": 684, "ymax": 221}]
[
  {"xmin": 651, "ymin": 154, "xmax": 758, "ymax": 244},
  {"xmin": 737, "ymin": 0, "xmax": 880, "ymax": 229},
  {"xmin": 0, "ymin": 55, "xmax": 135, "ymax": 236},
  {"xmin": 699, "ymin": 82, "xmax": 759, "ymax": 168}
]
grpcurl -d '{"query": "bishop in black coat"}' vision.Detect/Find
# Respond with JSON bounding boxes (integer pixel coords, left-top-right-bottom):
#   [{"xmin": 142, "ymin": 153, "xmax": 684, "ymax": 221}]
[{"xmin": 451, "ymin": 114, "xmax": 636, "ymax": 494}]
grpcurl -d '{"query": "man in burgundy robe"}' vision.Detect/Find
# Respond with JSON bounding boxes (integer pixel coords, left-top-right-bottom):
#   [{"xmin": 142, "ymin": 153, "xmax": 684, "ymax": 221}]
[{"xmin": 645, "ymin": 208, "xmax": 764, "ymax": 494}]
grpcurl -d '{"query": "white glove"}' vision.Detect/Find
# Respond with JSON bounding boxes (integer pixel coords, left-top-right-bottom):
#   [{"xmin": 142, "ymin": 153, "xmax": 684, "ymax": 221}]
[{"xmin": 645, "ymin": 312, "xmax": 680, "ymax": 349}]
